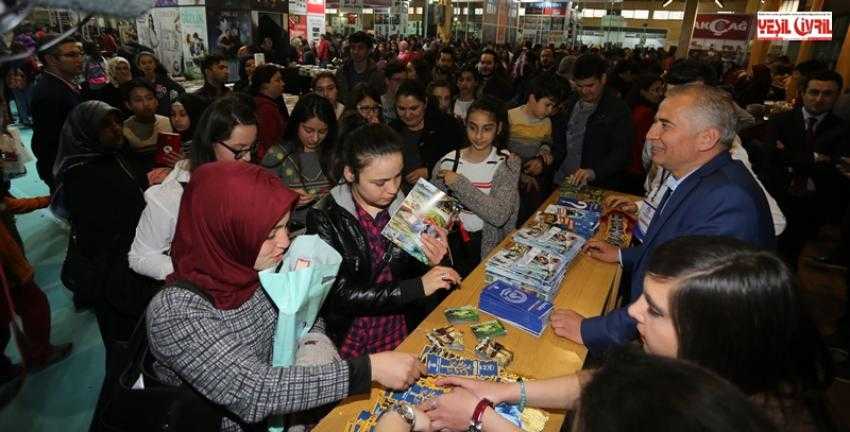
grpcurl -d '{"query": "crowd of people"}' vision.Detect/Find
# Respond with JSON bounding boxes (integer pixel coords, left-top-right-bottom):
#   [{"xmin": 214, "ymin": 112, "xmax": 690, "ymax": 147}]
[{"xmin": 0, "ymin": 23, "xmax": 848, "ymax": 432}]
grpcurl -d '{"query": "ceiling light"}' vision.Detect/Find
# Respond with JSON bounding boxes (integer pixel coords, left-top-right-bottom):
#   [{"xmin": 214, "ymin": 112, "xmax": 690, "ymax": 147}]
[
  {"xmin": 714, "ymin": 0, "xmax": 724, "ymax": 8},
  {"xmin": 662, "ymin": 0, "xmax": 673, "ymax": 6}
]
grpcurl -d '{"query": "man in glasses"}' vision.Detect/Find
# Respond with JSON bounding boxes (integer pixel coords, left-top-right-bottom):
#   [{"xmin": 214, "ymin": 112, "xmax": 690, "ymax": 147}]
[{"xmin": 31, "ymin": 34, "xmax": 84, "ymax": 191}]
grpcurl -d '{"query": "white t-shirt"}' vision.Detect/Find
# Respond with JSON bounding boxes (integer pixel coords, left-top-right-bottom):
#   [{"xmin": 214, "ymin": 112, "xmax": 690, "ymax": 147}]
[
  {"xmin": 435, "ymin": 147, "xmax": 503, "ymax": 232},
  {"xmin": 453, "ymin": 98, "xmax": 474, "ymax": 121}
]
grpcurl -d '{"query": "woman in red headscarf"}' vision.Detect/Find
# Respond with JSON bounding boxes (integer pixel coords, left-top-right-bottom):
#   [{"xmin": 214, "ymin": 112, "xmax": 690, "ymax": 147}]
[{"xmin": 145, "ymin": 161, "xmax": 424, "ymax": 430}]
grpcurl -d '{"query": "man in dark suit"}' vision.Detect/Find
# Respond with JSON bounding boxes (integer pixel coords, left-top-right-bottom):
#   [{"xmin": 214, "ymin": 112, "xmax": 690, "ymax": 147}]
[
  {"xmin": 550, "ymin": 84, "xmax": 775, "ymax": 351},
  {"xmin": 30, "ymin": 35, "xmax": 83, "ymax": 191},
  {"xmin": 765, "ymin": 70, "xmax": 849, "ymax": 268},
  {"xmin": 551, "ymin": 54, "xmax": 633, "ymax": 192}
]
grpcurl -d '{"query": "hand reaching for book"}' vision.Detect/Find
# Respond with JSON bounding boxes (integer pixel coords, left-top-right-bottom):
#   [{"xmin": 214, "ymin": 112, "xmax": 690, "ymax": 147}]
[{"xmin": 420, "ymin": 226, "xmax": 450, "ymax": 266}]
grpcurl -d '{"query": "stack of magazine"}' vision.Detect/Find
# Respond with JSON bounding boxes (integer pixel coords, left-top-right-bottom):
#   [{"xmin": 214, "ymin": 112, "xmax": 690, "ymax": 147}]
[
  {"xmin": 514, "ymin": 219, "xmax": 586, "ymax": 259},
  {"xmin": 479, "ymin": 280, "xmax": 555, "ymax": 337},
  {"xmin": 484, "ymin": 241, "xmax": 570, "ymax": 302},
  {"xmin": 382, "ymin": 179, "xmax": 461, "ymax": 264},
  {"xmin": 538, "ymin": 203, "xmax": 601, "ymax": 240}
]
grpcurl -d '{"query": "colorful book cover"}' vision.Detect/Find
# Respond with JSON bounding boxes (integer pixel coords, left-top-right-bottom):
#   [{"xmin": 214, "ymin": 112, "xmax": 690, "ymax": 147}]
[{"xmin": 381, "ymin": 178, "xmax": 461, "ymax": 264}]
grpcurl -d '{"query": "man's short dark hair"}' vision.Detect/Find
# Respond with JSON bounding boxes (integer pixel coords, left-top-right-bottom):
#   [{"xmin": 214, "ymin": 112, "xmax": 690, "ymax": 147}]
[
  {"xmin": 803, "ymin": 69, "xmax": 843, "ymax": 93},
  {"xmin": 201, "ymin": 53, "xmax": 227, "ymax": 73},
  {"xmin": 572, "ymin": 54, "xmax": 607, "ymax": 81},
  {"xmin": 527, "ymin": 75, "xmax": 562, "ymax": 104},
  {"xmin": 667, "ymin": 59, "xmax": 717, "ymax": 86},
  {"xmin": 439, "ymin": 47, "xmax": 455, "ymax": 59},
  {"xmin": 121, "ymin": 78, "xmax": 156, "ymax": 102},
  {"xmin": 348, "ymin": 31, "xmax": 373, "ymax": 48},
  {"xmin": 37, "ymin": 34, "xmax": 79, "ymax": 64},
  {"xmin": 793, "ymin": 59, "xmax": 826, "ymax": 78},
  {"xmin": 480, "ymin": 48, "xmax": 499, "ymax": 62},
  {"xmin": 384, "ymin": 60, "xmax": 406, "ymax": 79}
]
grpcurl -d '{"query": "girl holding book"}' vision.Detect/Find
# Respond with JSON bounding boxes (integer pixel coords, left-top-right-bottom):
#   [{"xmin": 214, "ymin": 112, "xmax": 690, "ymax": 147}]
[
  {"xmin": 307, "ymin": 124, "xmax": 460, "ymax": 358},
  {"xmin": 431, "ymin": 96, "xmax": 521, "ymax": 276}
]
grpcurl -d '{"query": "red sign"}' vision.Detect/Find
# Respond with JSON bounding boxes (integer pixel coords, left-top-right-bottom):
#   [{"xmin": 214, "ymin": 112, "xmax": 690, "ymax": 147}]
[
  {"xmin": 756, "ymin": 12, "xmax": 832, "ymax": 41},
  {"xmin": 306, "ymin": 0, "xmax": 325, "ymax": 15},
  {"xmin": 692, "ymin": 14, "xmax": 752, "ymax": 40},
  {"xmin": 289, "ymin": 15, "xmax": 307, "ymax": 39}
]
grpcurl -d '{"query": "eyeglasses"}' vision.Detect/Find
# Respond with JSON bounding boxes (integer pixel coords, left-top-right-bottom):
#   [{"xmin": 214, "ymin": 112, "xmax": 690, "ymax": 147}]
[
  {"xmin": 216, "ymin": 140, "xmax": 256, "ymax": 160},
  {"xmin": 357, "ymin": 105, "xmax": 382, "ymax": 113}
]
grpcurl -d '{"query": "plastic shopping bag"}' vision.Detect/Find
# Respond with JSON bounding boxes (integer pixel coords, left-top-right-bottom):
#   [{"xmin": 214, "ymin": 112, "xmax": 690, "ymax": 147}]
[{"xmin": 259, "ymin": 235, "xmax": 341, "ymax": 432}]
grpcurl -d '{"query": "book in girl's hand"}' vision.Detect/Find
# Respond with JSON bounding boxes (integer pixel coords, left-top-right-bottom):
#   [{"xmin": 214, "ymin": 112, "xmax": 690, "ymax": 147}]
[
  {"xmin": 381, "ymin": 178, "xmax": 461, "ymax": 264},
  {"xmin": 154, "ymin": 132, "xmax": 182, "ymax": 167}
]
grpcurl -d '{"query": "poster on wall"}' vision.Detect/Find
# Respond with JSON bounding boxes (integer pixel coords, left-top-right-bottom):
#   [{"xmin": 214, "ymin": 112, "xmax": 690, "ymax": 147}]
[
  {"xmin": 306, "ymin": 0, "xmax": 325, "ymax": 44},
  {"xmin": 207, "ymin": 9, "xmax": 253, "ymax": 57},
  {"xmin": 289, "ymin": 14, "xmax": 307, "ymax": 39},
  {"xmin": 306, "ymin": 13, "xmax": 326, "ymax": 44},
  {"xmin": 179, "ymin": 0, "xmax": 205, "ymax": 5},
  {"xmin": 179, "ymin": 7, "xmax": 208, "ymax": 79},
  {"xmin": 689, "ymin": 13, "xmax": 753, "ymax": 63},
  {"xmin": 155, "ymin": 0, "xmax": 178, "ymax": 6},
  {"xmin": 136, "ymin": 7, "xmax": 184, "ymax": 77}
]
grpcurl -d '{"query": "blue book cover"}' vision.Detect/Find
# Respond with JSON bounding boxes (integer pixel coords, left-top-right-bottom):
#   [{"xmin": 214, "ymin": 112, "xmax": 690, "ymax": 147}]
[{"xmin": 482, "ymin": 281, "xmax": 553, "ymax": 311}]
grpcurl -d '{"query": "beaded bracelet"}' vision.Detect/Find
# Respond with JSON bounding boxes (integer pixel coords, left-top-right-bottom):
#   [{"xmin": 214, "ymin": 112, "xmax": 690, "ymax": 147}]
[{"xmin": 518, "ymin": 378, "xmax": 528, "ymax": 412}]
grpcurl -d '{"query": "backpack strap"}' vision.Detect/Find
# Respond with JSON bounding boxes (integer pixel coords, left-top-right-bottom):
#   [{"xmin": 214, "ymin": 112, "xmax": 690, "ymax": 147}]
[{"xmin": 451, "ymin": 148, "xmax": 461, "ymax": 173}]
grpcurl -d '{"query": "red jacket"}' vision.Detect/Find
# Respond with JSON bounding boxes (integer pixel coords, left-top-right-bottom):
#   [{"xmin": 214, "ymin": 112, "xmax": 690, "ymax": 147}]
[
  {"xmin": 628, "ymin": 104, "xmax": 656, "ymax": 175},
  {"xmin": 254, "ymin": 94, "xmax": 289, "ymax": 160}
]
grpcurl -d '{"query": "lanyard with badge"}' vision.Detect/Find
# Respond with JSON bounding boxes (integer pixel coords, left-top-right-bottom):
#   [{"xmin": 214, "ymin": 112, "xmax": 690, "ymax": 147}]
[{"xmin": 635, "ymin": 171, "xmax": 671, "ymax": 243}]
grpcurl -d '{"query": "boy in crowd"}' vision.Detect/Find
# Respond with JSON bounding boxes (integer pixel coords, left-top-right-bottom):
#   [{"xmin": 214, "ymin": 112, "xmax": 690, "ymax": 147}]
[
  {"xmin": 508, "ymin": 75, "xmax": 561, "ymax": 224},
  {"xmin": 122, "ymin": 79, "xmax": 173, "ymax": 170},
  {"xmin": 452, "ymin": 65, "xmax": 478, "ymax": 121},
  {"xmin": 381, "ymin": 60, "xmax": 407, "ymax": 122},
  {"xmin": 427, "ymin": 80, "xmax": 454, "ymax": 115}
]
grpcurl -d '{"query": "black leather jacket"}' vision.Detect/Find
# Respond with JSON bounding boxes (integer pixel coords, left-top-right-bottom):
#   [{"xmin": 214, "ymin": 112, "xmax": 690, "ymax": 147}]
[{"xmin": 306, "ymin": 184, "xmax": 437, "ymax": 347}]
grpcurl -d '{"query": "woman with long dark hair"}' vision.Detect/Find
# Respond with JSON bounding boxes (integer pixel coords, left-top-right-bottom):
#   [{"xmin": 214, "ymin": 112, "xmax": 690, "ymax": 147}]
[
  {"xmin": 251, "ymin": 63, "xmax": 290, "ymax": 160},
  {"xmin": 420, "ymin": 236, "xmax": 836, "ymax": 432},
  {"xmin": 307, "ymin": 124, "xmax": 460, "ymax": 358},
  {"xmin": 129, "ymin": 93, "xmax": 258, "ymax": 281},
  {"xmin": 261, "ymin": 93, "xmax": 338, "ymax": 227}
]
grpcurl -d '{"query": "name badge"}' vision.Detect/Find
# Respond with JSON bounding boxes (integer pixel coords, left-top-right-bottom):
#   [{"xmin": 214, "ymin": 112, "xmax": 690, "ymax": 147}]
[
  {"xmin": 635, "ymin": 200, "xmax": 656, "ymax": 243},
  {"xmin": 635, "ymin": 185, "xmax": 669, "ymax": 242}
]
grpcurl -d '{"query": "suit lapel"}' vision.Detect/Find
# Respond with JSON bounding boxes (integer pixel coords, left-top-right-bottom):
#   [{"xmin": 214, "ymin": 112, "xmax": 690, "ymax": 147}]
[{"xmin": 641, "ymin": 153, "xmax": 733, "ymax": 246}]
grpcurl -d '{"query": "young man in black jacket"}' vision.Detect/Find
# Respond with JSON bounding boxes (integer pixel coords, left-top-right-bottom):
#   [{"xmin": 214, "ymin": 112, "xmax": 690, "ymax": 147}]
[
  {"xmin": 551, "ymin": 54, "xmax": 633, "ymax": 192},
  {"xmin": 30, "ymin": 35, "xmax": 83, "ymax": 191}
]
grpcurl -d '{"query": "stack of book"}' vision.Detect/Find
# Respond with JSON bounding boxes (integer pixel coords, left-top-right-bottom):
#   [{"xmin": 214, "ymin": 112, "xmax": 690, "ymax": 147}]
[
  {"xmin": 538, "ymin": 203, "xmax": 601, "ymax": 240},
  {"xmin": 484, "ymin": 241, "xmax": 570, "ymax": 302},
  {"xmin": 513, "ymin": 219, "xmax": 586, "ymax": 260},
  {"xmin": 479, "ymin": 280, "xmax": 555, "ymax": 337}
]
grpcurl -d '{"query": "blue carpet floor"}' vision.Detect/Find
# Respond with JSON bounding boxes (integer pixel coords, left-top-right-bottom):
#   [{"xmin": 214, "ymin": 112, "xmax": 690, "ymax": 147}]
[{"xmin": 1, "ymin": 125, "xmax": 103, "ymax": 431}]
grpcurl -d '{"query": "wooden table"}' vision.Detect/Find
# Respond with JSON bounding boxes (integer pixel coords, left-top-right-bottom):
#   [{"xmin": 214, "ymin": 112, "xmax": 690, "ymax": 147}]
[{"xmin": 314, "ymin": 189, "xmax": 625, "ymax": 432}]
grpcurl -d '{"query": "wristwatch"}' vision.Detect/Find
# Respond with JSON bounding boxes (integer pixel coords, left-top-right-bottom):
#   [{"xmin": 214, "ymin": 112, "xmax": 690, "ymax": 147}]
[{"xmin": 393, "ymin": 402, "xmax": 417, "ymax": 430}]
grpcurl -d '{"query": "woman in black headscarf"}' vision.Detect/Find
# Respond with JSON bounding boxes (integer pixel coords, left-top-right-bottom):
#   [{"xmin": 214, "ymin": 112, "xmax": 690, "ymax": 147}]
[
  {"xmin": 54, "ymin": 101, "xmax": 163, "ymax": 432},
  {"xmin": 54, "ymin": 101, "xmax": 156, "ymax": 349}
]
